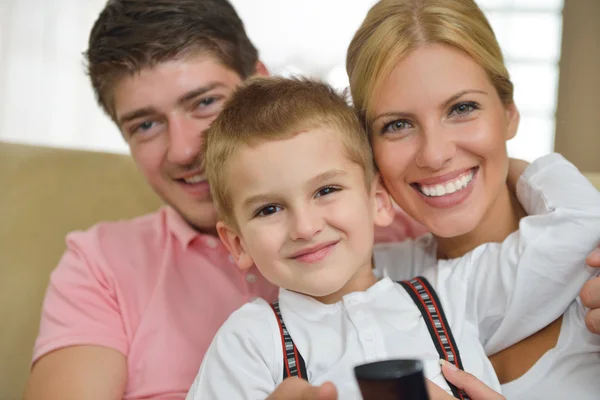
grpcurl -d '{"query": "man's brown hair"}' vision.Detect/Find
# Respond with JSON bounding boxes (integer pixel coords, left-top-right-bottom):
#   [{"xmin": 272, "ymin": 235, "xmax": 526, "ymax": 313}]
[
  {"xmin": 85, "ymin": 0, "xmax": 259, "ymax": 119},
  {"xmin": 203, "ymin": 76, "xmax": 376, "ymax": 227}
]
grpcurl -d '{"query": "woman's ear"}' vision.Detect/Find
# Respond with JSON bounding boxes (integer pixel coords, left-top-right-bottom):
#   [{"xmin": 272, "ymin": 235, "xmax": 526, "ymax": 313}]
[
  {"xmin": 372, "ymin": 175, "xmax": 395, "ymax": 228},
  {"xmin": 504, "ymin": 102, "xmax": 520, "ymax": 141},
  {"xmin": 216, "ymin": 221, "xmax": 254, "ymax": 270}
]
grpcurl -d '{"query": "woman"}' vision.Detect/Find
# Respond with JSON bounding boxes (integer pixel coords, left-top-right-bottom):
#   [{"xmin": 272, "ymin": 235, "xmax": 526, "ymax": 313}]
[{"xmin": 346, "ymin": 0, "xmax": 600, "ymax": 398}]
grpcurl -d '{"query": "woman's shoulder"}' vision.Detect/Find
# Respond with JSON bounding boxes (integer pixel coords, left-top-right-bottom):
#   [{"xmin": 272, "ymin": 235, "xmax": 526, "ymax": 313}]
[{"xmin": 373, "ymin": 234, "xmax": 437, "ymax": 280}]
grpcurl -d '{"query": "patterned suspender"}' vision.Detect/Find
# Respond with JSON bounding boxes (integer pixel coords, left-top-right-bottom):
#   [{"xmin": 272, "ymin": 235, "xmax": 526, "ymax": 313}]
[
  {"xmin": 270, "ymin": 302, "xmax": 308, "ymax": 381},
  {"xmin": 399, "ymin": 277, "xmax": 470, "ymax": 400},
  {"xmin": 271, "ymin": 277, "xmax": 470, "ymax": 400}
]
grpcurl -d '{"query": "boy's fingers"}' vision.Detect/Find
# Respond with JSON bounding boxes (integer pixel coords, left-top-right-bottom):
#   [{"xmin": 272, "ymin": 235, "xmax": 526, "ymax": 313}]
[
  {"xmin": 426, "ymin": 379, "xmax": 456, "ymax": 399},
  {"xmin": 266, "ymin": 378, "xmax": 337, "ymax": 400}
]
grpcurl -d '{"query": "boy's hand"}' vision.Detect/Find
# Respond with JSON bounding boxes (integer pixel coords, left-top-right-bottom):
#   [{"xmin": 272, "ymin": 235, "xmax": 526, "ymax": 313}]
[
  {"xmin": 266, "ymin": 378, "xmax": 337, "ymax": 400},
  {"xmin": 582, "ymin": 246, "xmax": 600, "ymax": 334},
  {"xmin": 426, "ymin": 361, "xmax": 505, "ymax": 400},
  {"xmin": 506, "ymin": 158, "xmax": 530, "ymax": 194}
]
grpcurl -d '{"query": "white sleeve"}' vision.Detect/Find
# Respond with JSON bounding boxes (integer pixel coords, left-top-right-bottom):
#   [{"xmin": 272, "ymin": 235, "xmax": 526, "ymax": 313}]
[
  {"xmin": 436, "ymin": 153, "xmax": 600, "ymax": 355},
  {"xmin": 186, "ymin": 300, "xmax": 281, "ymax": 400}
]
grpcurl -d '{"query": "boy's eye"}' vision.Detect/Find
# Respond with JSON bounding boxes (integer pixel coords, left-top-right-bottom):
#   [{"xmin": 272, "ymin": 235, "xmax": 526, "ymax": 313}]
[
  {"xmin": 316, "ymin": 186, "xmax": 340, "ymax": 197},
  {"xmin": 255, "ymin": 205, "xmax": 282, "ymax": 217}
]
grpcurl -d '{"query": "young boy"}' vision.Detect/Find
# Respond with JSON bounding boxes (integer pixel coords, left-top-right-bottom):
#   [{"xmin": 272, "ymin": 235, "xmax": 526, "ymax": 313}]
[{"xmin": 186, "ymin": 77, "xmax": 600, "ymax": 399}]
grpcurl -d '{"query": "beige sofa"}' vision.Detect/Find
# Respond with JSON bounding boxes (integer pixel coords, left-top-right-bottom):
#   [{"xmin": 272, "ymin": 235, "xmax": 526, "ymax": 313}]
[
  {"xmin": 0, "ymin": 141, "xmax": 162, "ymax": 400},
  {"xmin": 1, "ymin": 141, "xmax": 599, "ymax": 400}
]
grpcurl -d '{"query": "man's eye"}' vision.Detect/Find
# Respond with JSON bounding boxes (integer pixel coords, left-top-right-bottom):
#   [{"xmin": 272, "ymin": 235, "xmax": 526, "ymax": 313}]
[
  {"xmin": 131, "ymin": 121, "xmax": 156, "ymax": 135},
  {"xmin": 316, "ymin": 186, "xmax": 340, "ymax": 197},
  {"xmin": 256, "ymin": 205, "xmax": 282, "ymax": 217},
  {"xmin": 197, "ymin": 97, "xmax": 217, "ymax": 108}
]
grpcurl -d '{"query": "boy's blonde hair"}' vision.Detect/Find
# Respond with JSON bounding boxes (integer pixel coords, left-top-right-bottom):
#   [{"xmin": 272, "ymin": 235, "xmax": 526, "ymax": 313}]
[
  {"xmin": 347, "ymin": 0, "xmax": 514, "ymax": 129},
  {"xmin": 202, "ymin": 77, "xmax": 375, "ymax": 227}
]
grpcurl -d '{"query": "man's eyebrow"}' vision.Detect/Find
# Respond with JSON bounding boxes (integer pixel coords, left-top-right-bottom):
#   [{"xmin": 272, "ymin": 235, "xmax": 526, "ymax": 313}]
[
  {"xmin": 177, "ymin": 82, "xmax": 226, "ymax": 106},
  {"xmin": 117, "ymin": 82, "xmax": 227, "ymax": 125},
  {"xmin": 118, "ymin": 107, "xmax": 156, "ymax": 125}
]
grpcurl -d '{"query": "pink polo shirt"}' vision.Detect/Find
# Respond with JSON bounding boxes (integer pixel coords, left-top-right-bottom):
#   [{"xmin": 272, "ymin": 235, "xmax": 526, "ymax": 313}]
[
  {"xmin": 33, "ymin": 207, "xmax": 278, "ymax": 399},
  {"xmin": 33, "ymin": 206, "xmax": 424, "ymax": 399}
]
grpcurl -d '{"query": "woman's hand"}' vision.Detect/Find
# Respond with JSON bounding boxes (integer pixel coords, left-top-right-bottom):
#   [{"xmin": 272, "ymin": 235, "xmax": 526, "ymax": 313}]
[
  {"xmin": 427, "ymin": 361, "xmax": 505, "ymax": 400},
  {"xmin": 582, "ymin": 247, "xmax": 600, "ymax": 334}
]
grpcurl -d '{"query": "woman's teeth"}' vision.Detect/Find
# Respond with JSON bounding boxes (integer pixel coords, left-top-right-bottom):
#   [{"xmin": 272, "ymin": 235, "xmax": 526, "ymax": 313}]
[{"xmin": 417, "ymin": 170, "xmax": 474, "ymax": 197}]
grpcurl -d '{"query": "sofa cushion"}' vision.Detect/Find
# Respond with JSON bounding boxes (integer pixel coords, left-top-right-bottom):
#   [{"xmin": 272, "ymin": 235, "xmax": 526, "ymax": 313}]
[{"xmin": 0, "ymin": 141, "xmax": 161, "ymax": 400}]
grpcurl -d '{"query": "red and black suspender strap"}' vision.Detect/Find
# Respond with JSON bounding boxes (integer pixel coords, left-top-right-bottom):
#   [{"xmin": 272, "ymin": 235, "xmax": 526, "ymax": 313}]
[
  {"xmin": 270, "ymin": 302, "xmax": 308, "ymax": 381},
  {"xmin": 399, "ymin": 277, "xmax": 470, "ymax": 400}
]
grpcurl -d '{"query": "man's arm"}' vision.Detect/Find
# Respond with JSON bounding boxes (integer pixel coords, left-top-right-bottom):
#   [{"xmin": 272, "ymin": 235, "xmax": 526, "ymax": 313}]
[
  {"xmin": 24, "ymin": 346, "xmax": 126, "ymax": 400},
  {"xmin": 25, "ymin": 231, "xmax": 130, "ymax": 399}
]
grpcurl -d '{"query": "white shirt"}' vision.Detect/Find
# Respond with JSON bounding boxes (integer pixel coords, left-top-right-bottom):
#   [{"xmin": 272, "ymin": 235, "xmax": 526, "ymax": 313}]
[
  {"xmin": 187, "ymin": 153, "xmax": 600, "ymax": 399},
  {"xmin": 376, "ymin": 153, "xmax": 600, "ymax": 399}
]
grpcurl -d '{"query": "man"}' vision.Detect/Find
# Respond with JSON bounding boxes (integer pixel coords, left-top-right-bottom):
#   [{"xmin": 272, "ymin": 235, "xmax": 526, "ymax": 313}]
[
  {"xmin": 24, "ymin": 0, "xmax": 600, "ymax": 399},
  {"xmin": 25, "ymin": 1, "xmax": 274, "ymax": 399}
]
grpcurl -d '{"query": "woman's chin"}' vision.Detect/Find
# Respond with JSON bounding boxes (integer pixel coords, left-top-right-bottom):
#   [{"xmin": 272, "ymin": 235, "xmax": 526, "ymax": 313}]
[{"xmin": 424, "ymin": 216, "xmax": 479, "ymax": 239}]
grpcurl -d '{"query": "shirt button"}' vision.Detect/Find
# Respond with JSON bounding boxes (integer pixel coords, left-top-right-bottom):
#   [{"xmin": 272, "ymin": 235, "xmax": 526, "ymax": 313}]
[
  {"xmin": 246, "ymin": 273, "xmax": 257, "ymax": 283},
  {"xmin": 361, "ymin": 331, "xmax": 375, "ymax": 342},
  {"xmin": 347, "ymin": 298, "xmax": 359, "ymax": 306},
  {"xmin": 205, "ymin": 237, "xmax": 218, "ymax": 248}
]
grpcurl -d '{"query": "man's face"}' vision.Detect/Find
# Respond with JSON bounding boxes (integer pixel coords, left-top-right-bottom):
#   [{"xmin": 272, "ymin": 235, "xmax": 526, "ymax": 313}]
[{"xmin": 112, "ymin": 55, "xmax": 245, "ymax": 232}]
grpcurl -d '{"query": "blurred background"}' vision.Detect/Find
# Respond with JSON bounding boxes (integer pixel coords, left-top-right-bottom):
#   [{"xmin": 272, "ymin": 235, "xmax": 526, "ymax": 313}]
[{"xmin": 0, "ymin": 0, "xmax": 598, "ymax": 169}]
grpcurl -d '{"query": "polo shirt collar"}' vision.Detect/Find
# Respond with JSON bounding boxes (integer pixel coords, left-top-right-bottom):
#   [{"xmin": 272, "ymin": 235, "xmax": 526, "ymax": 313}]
[{"xmin": 165, "ymin": 206, "xmax": 215, "ymax": 249}]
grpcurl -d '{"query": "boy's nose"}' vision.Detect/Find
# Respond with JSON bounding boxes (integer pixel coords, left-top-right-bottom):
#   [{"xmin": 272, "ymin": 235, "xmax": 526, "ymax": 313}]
[{"xmin": 289, "ymin": 208, "xmax": 324, "ymax": 241}]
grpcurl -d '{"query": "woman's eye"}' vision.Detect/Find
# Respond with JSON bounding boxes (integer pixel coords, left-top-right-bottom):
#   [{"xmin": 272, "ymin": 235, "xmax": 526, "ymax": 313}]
[
  {"xmin": 316, "ymin": 186, "xmax": 340, "ymax": 197},
  {"xmin": 381, "ymin": 119, "xmax": 412, "ymax": 134},
  {"xmin": 449, "ymin": 101, "xmax": 479, "ymax": 117},
  {"xmin": 256, "ymin": 205, "xmax": 282, "ymax": 217}
]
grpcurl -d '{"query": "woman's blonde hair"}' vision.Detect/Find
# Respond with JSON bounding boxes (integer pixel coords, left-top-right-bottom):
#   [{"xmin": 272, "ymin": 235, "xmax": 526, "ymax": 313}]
[{"xmin": 347, "ymin": 0, "xmax": 514, "ymax": 127}]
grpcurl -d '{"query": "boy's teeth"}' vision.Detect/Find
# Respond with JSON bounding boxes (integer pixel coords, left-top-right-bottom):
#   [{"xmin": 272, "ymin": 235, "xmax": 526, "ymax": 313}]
[
  {"xmin": 417, "ymin": 170, "xmax": 474, "ymax": 197},
  {"xmin": 183, "ymin": 174, "xmax": 206, "ymax": 184}
]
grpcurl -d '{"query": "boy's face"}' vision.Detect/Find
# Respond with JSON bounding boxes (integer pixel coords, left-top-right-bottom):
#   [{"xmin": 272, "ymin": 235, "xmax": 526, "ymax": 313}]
[
  {"xmin": 217, "ymin": 128, "xmax": 394, "ymax": 303},
  {"xmin": 112, "ymin": 54, "xmax": 263, "ymax": 233}
]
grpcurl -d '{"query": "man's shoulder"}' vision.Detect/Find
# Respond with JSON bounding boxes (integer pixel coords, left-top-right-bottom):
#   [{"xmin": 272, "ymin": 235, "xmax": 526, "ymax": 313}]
[
  {"xmin": 61, "ymin": 208, "xmax": 172, "ymax": 271},
  {"xmin": 67, "ymin": 208, "xmax": 167, "ymax": 246}
]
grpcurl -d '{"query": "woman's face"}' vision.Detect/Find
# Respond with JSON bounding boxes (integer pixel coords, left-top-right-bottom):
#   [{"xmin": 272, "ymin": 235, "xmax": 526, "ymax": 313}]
[{"xmin": 370, "ymin": 44, "xmax": 519, "ymax": 238}]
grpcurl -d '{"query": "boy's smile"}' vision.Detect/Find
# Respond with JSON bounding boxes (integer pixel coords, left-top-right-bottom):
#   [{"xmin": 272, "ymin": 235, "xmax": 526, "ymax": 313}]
[{"xmin": 217, "ymin": 127, "xmax": 394, "ymax": 303}]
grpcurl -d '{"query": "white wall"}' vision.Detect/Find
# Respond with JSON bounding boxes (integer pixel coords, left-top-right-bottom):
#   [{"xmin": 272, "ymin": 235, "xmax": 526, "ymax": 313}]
[{"xmin": 0, "ymin": 0, "xmax": 563, "ymax": 160}]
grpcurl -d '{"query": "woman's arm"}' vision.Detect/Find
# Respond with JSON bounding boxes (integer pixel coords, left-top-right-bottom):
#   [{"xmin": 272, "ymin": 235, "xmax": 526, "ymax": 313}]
[
  {"xmin": 442, "ymin": 153, "xmax": 600, "ymax": 353},
  {"xmin": 24, "ymin": 346, "xmax": 126, "ymax": 400},
  {"xmin": 582, "ymin": 248, "xmax": 600, "ymax": 333}
]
